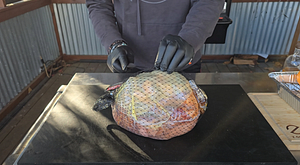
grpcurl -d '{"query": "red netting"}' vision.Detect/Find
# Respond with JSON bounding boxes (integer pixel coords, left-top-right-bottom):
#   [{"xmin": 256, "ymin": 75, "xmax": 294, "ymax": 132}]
[{"xmin": 112, "ymin": 70, "xmax": 207, "ymax": 140}]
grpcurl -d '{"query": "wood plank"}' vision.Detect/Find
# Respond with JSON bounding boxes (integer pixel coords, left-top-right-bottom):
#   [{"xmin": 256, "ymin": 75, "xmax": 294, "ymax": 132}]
[
  {"xmin": 86, "ymin": 63, "xmax": 99, "ymax": 73},
  {"xmin": 266, "ymin": 61, "xmax": 283, "ymax": 72},
  {"xmin": 62, "ymin": 62, "xmax": 80, "ymax": 75},
  {"xmin": 62, "ymin": 55, "xmax": 107, "ymax": 62},
  {"xmin": 206, "ymin": 63, "xmax": 219, "ymax": 73},
  {"xmin": 202, "ymin": 55, "xmax": 286, "ymax": 61},
  {"xmin": 78, "ymin": 62, "xmax": 90, "ymax": 68},
  {"xmin": 257, "ymin": 62, "xmax": 270, "ymax": 73},
  {"xmin": 233, "ymin": 56, "xmax": 256, "ymax": 65},
  {"xmin": 105, "ymin": 65, "xmax": 111, "ymax": 73},
  {"xmin": 216, "ymin": 63, "xmax": 230, "ymax": 73},
  {"xmin": 248, "ymin": 65, "xmax": 264, "ymax": 73},
  {"xmin": 235, "ymin": 55, "xmax": 259, "ymax": 60},
  {"xmin": 201, "ymin": 55, "xmax": 233, "ymax": 61},
  {"xmin": 49, "ymin": 4, "xmax": 63, "ymax": 56},
  {"xmin": 75, "ymin": 62, "xmax": 89, "ymax": 73},
  {"xmin": 226, "ymin": 64, "xmax": 240, "ymax": 72},
  {"xmin": 0, "ymin": 0, "xmax": 51, "ymax": 23},
  {"xmin": 248, "ymin": 93, "xmax": 300, "ymax": 150},
  {"xmin": 0, "ymin": 0, "xmax": 6, "ymax": 7},
  {"xmin": 289, "ymin": 16, "xmax": 300, "ymax": 55},
  {"xmin": 60, "ymin": 55, "xmax": 286, "ymax": 63},
  {"xmin": 237, "ymin": 65, "xmax": 251, "ymax": 72},
  {"xmin": 200, "ymin": 63, "xmax": 209, "ymax": 73},
  {"xmin": 95, "ymin": 63, "xmax": 109, "ymax": 73}
]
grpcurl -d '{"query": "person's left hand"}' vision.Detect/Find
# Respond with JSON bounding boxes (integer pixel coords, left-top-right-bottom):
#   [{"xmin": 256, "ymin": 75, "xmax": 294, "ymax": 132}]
[{"xmin": 154, "ymin": 34, "xmax": 194, "ymax": 73}]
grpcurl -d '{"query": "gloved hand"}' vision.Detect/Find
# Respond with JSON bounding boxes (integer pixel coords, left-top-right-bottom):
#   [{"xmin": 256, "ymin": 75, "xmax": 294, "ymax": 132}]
[
  {"xmin": 107, "ymin": 42, "xmax": 133, "ymax": 73},
  {"xmin": 154, "ymin": 34, "xmax": 194, "ymax": 73}
]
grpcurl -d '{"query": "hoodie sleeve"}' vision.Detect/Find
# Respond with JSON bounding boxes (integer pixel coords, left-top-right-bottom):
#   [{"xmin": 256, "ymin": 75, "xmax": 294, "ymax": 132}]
[
  {"xmin": 86, "ymin": 0, "xmax": 123, "ymax": 52},
  {"xmin": 178, "ymin": 0, "xmax": 225, "ymax": 54}
]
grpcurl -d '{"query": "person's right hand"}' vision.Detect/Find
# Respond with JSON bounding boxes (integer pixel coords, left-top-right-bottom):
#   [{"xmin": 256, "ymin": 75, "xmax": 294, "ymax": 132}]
[
  {"xmin": 154, "ymin": 34, "xmax": 194, "ymax": 74},
  {"xmin": 107, "ymin": 46, "xmax": 133, "ymax": 73}
]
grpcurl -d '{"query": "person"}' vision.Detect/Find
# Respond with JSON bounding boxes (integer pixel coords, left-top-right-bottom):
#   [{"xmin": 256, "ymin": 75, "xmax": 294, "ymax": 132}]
[{"xmin": 86, "ymin": 0, "xmax": 224, "ymax": 73}]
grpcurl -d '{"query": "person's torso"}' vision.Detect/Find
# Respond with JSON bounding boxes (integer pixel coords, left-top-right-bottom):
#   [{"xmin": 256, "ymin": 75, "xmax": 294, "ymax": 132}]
[{"xmin": 114, "ymin": 0, "xmax": 195, "ymax": 70}]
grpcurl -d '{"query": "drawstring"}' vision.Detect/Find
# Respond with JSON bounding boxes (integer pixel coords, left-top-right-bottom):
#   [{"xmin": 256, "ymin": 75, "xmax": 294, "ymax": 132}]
[{"xmin": 137, "ymin": 0, "xmax": 142, "ymax": 36}]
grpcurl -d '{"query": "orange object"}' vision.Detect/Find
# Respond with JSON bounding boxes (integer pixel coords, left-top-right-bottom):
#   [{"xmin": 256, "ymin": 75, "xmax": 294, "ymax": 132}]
[
  {"xmin": 188, "ymin": 61, "xmax": 192, "ymax": 65},
  {"xmin": 219, "ymin": 17, "xmax": 223, "ymax": 20},
  {"xmin": 277, "ymin": 72, "xmax": 300, "ymax": 84}
]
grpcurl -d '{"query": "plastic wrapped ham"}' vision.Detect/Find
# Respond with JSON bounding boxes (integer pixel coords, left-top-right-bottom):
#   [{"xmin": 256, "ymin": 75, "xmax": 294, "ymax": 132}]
[{"xmin": 111, "ymin": 70, "xmax": 207, "ymax": 140}]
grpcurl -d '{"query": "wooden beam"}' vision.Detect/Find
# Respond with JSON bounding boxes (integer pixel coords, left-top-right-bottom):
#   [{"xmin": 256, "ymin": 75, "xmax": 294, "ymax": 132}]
[
  {"xmin": 49, "ymin": 3, "xmax": 63, "ymax": 57},
  {"xmin": 52, "ymin": 0, "xmax": 85, "ymax": 3},
  {"xmin": 201, "ymin": 55, "xmax": 233, "ymax": 61},
  {"xmin": 289, "ymin": 15, "xmax": 300, "ymax": 55},
  {"xmin": 0, "ymin": 0, "xmax": 51, "ymax": 23},
  {"xmin": 0, "ymin": 56, "xmax": 62, "ymax": 123},
  {"xmin": 62, "ymin": 54, "xmax": 108, "ymax": 61},
  {"xmin": 0, "ymin": 0, "xmax": 6, "ymax": 7},
  {"xmin": 202, "ymin": 55, "xmax": 287, "ymax": 61},
  {"xmin": 0, "ymin": 75, "xmax": 47, "ymax": 123},
  {"xmin": 61, "ymin": 54, "xmax": 287, "ymax": 63}
]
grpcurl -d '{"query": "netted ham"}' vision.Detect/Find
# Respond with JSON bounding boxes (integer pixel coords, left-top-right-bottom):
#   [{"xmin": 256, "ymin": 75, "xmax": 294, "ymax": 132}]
[{"xmin": 112, "ymin": 70, "xmax": 207, "ymax": 140}]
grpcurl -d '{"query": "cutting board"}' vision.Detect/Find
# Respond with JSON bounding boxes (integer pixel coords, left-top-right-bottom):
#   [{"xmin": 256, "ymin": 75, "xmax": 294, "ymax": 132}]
[
  {"xmin": 249, "ymin": 93, "xmax": 300, "ymax": 150},
  {"xmin": 17, "ymin": 85, "xmax": 297, "ymax": 164}
]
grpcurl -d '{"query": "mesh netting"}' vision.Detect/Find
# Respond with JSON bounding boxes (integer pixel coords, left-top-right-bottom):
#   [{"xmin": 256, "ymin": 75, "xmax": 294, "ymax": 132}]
[{"xmin": 112, "ymin": 70, "xmax": 207, "ymax": 140}]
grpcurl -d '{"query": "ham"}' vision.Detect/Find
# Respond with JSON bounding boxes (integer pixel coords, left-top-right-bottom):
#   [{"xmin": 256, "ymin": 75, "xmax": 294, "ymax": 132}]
[{"xmin": 111, "ymin": 70, "xmax": 207, "ymax": 140}]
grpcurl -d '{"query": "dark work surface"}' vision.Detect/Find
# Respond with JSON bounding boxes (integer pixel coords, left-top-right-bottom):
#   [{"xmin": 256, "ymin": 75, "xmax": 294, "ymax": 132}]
[{"xmin": 18, "ymin": 85, "xmax": 297, "ymax": 164}]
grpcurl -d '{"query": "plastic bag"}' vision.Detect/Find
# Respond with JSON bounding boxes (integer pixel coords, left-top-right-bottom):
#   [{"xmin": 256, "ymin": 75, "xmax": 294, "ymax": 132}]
[
  {"xmin": 111, "ymin": 70, "xmax": 207, "ymax": 140},
  {"xmin": 269, "ymin": 71, "xmax": 300, "ymax": 84},
  {"xmin": 282, "ymin": 44, "xmax": 300, "ymax": 71}
]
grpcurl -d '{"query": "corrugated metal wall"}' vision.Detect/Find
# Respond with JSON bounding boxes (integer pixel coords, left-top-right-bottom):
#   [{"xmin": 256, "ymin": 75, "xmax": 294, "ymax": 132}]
[
  {"xmin": 1, "ymin": 1, "xmax": 299, "ymax": 111},
  {"xmin": 205, "ymin": 2, "xmax": 300, "ymax": 55},
  {"xmin": 53, "ymin": 3, "xmax": 107, "ymax": 55},
  {"xmin": 54, "ymin": 2, "xmax": 300, "ymax": 56},
  {"xmin": 0, "ymin": 6, "xmax": 59, "ymax": 110}
]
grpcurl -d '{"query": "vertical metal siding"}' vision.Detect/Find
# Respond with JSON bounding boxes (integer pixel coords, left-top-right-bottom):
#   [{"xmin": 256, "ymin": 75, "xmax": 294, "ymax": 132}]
[
  {"xmin": 205, "ymin": 2, "xmax": 300, "ymax": 55},
  {"xmin": 0, "ymin": 6, "xmax": 59, "ymax": 110},
  {"xmin": 54, "ymin": 2, "xmax": 300, "ymax": 56},
  {"xmin": 53, "ymin": 3, "xmax": 107, "ymax": 55}
]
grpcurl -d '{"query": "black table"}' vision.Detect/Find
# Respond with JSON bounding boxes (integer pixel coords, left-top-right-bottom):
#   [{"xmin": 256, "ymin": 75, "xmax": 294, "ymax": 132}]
[{"xmin": 16, "ymin": 84, "xmax": 297, "ymax": 164}]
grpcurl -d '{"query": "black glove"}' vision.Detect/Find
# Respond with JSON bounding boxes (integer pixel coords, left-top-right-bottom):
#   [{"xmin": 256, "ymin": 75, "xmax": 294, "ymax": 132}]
[
  {"xmin": 154, "ymin": 34, "xmax": 194, "ymax": 73},
  {"xmin": 107, "ymin": 42, "xmax": 133, "ymax": 73}
]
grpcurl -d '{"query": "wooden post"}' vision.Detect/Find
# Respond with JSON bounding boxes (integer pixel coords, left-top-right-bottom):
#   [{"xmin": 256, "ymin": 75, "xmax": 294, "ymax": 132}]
[
  {"xmin": 0, "ymin": 0, "xmax": 6, "ymax": 7},
  {"xmin": 289, "ymin": 13, "xmax": 300, "ymax": 55},
  {"xmin": 49, "ymin": 3, "xmax": 63, "ymax": 57}
]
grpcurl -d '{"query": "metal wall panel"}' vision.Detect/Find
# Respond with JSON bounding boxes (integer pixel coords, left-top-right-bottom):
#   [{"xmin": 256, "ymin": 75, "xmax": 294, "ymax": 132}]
[
  {"xmin": 0, "ymin": 6, "xmax": 59, "ymax": 110},
  {"xmin": 54, "ymin": 2, "xmax": 300, "ymax": 57},
  {"xmin": 53, "ymin": 3, "xmax": 107, "ymax": 55},
  {"xmin": 205, "ymin": 2, "xmax": 300, "ymax": 55},
  {"xmin": 1, "ymin": 2, "xmax": 299, "ymax": 110}
]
